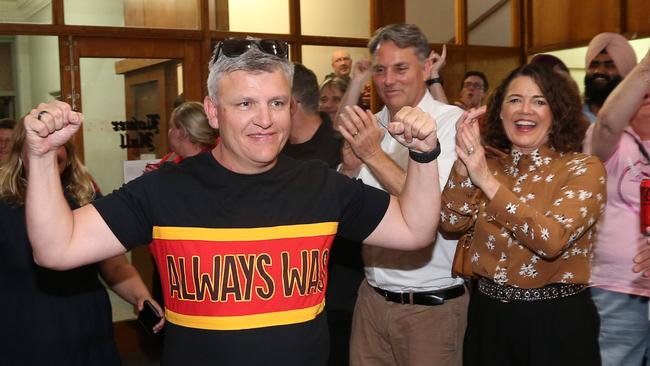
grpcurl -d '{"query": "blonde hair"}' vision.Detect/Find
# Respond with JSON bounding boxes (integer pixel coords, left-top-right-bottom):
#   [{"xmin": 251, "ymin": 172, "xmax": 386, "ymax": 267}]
[
  {"xmin": 170, "ymin": 101, "xmax": 217, "ymax": 148},
  {"xmin": 0, "ymin": 120, "xmax": 96, "ymax": 206}
]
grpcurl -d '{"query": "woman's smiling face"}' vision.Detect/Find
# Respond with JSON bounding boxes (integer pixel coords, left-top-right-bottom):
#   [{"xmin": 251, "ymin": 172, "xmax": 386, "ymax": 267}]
[{"xmin": 500, "ymin": 76, "xmax": 552, "ymax": 154}]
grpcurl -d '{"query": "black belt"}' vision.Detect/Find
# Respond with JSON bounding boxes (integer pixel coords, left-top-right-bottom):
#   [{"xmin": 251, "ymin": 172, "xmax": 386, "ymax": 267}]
[{"xmin": 371, "ymin": 285, "xmax": 465, "ymax": 306}]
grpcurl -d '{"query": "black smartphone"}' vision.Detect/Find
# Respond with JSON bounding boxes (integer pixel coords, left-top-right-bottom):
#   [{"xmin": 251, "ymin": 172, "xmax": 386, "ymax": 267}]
[{"xmin": 138, "ymin": 300, "xmax": 162, "ymax": 335}]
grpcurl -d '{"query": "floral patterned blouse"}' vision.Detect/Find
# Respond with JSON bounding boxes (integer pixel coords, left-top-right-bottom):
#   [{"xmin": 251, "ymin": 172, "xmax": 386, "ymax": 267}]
[{"xmin": 440, "ymin": 145, "xmax": 607, "ymax": 288}]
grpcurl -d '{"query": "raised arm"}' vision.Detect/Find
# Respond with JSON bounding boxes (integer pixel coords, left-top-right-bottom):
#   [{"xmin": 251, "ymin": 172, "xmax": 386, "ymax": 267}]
[
  {"xmin": 360, "ymin": 106, "xmax": 441, "ymax": 250},
  {"xmin": 592, "ymin": 49, "xmax": 650, "ymax": 161},
  {"xmin": 24, "ymin": 101, "xmax": 126, "ymax": 270},
  {"xmin": 334, "ymin": 59, "xmax": 371, "ymax": 130},
  {"xmin": 427, "ymin": 45, "xmax": 450, "ymax": 104}
]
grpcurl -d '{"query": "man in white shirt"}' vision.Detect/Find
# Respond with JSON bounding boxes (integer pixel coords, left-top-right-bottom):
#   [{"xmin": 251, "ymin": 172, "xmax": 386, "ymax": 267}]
[{"xmin": 336, "ymin": 23, "xmax": 467, "ymax": 366}]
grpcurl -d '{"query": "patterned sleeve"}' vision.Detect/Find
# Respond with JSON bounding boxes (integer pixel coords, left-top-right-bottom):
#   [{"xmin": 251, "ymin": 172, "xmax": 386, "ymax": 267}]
[
  {"xmin": 485, "ymin": 155, "xmax": 606, "ymax": 259},
  {"xmin": 440, "ymin": 165, "xmax": 482, "ymax": 234}
]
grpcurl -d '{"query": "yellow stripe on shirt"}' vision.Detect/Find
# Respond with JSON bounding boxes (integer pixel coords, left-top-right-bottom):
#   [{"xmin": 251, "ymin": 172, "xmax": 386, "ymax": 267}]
[
  {"xmin": 152, "ymin": 222, "xmax": 338, "ymax": 241},
  {"xmin": 165, "ymin": 300, "xmax": 326, "ymax": 330}
]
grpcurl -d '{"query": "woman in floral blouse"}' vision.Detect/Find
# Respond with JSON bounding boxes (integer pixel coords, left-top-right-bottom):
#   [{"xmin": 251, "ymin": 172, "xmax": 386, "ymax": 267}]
[{"xmin": 441, "ymin": 63, "xmax": 606, "ymax": 365}]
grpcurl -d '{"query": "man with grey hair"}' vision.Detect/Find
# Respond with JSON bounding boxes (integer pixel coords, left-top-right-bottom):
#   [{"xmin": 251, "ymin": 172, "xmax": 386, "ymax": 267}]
[
  {"xmin": 23, "ymin": 37, "xmax": 444, "ymax": 365},
  {"xmin": 336, "ymin": 23, "xmax": 469, "ymax": 365}
]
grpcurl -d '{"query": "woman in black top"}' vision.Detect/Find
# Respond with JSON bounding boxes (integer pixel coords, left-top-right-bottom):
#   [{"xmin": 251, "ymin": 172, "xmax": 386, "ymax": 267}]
[{"xmin": 0, "ymin": 120, "xmax": 163, "ymax": 365}]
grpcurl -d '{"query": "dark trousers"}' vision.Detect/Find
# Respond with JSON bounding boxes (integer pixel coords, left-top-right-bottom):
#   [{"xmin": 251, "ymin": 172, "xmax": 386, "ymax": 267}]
[{"xmin": 464, "ymin": 285, "xmax": 601, "ymax": 366}]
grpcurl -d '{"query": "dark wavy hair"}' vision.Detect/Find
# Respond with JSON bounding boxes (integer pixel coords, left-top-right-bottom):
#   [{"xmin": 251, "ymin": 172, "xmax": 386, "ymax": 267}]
[{"xmin": 483, "ymin": 62, "xmax": 588, "ymax": 153}]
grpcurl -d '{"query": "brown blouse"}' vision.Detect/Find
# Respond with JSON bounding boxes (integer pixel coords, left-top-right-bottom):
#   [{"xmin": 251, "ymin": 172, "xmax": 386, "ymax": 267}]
[{"xmin": 440, "ymin": 145, "xmax": 607, "ymax": 288}]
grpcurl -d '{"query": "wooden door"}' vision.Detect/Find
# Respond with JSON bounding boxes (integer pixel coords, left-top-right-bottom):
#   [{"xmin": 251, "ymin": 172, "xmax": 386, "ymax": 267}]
[{"xmin": 60, "ymin": 36, "xmax": 203, "ymax": 359}]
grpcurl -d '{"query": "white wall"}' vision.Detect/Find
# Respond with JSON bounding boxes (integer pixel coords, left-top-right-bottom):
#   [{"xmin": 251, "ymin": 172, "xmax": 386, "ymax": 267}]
[
  {"xmin": 64, "ymin": 0, "xmax": 124, "ymax": 26},
  {"xmin": 406, "ymin": 0, "xmax": 455, "ymax": 43},
  {"xmin": 15, "ymin": 4, "xmax": 59, "ymax": 117},
  {"xmin": 468, "ymin": 0, "xmax": 512, "ymax": 47},
  {"xmin": 300, "ymin": 0, "xmax": 369, "ymax": 38},
  {"xmin": 406, "ymin": 0, "xmax": 512, "ymax": 46},
  {"xmin": 228, "ymin": 0, "xmax": 290, "ymax": 34},
  {"xmin": 79, "ymin": 58, "xmax": 127, "ymax": 194}
]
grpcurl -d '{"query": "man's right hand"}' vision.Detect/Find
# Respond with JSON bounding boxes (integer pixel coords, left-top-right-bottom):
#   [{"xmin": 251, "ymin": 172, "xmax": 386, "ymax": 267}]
[{"xmin": 25, "ymin": 101, "xmax": 83, "ymax": 158}]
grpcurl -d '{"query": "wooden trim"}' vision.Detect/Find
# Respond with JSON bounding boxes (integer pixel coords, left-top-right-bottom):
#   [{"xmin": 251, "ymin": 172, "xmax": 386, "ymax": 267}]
[
  {"xmin": 524, "ymin": 0, "xmax": 532, "ymax": 54},
  {"xmin": 205, "ymin": 32, "xmax": 370, "ymax": 59},
  {"xmin": 619, "ymin": 0, "xmax": 627, "ymax": 35},
  {"xmin": 526, "ymin": 40, "xmax": 593, "ymax": 54},
  {"xmin": 432, "ymin": 43, "xmax": 520, "ymax": 52},
  {"xmin": 511, "ymin": 0, "xmax": 525, "ymax": 64},
  {"xmin": 200, "ymin": 0, "xmax": 212, "ymax": 98},
  {"xmin": 511, "ymin": 0, "xmax": 522, "ymax": 48},
  {"xmin": 58, "ymin": 35, "xmax": 84, "ymax": 160},
  {"xmin": 289, "ymin": 0, "xmax": 301, "ymax": 62},
  {"xmin": 369, "ymin": 0, "xmax": 405, "ymax": 30},
  {"xmin": 209, "ymin": 30, "xmax": 299, "ymax": 43},
  {"xmin": 296, "ymin": 35, "xmax": 370, "ymax": 48},
  {"xmin": 0, "ymin": 24, "xmax": 202, "ymax": 40},
  {"xmin": 215, "ymin": 0, "xmax": 229, "ymax": 30},
  {"xmin": 52, "ymin": 0, "xmax": 64, "ymax": 26},
  {"xmin": 115, "ymin": 59, "xmax": 172, "ymax": 74},
  {"xmin": 455, "ymin": 0, "xmax": 468, "ymax": 45},
  {"xmin": 289, "ymin": 0, "xmax": 299, "ymax": 37}
]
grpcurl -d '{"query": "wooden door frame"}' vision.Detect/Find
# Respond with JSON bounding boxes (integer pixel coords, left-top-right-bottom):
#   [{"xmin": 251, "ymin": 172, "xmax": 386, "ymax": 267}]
[
  {"xmin": 58, "ymin": 36, "xmax": 204, "ymax": 161},
  {"xmin": 121, "ymin": 60, "xmax": 179, "ymax": 160}
]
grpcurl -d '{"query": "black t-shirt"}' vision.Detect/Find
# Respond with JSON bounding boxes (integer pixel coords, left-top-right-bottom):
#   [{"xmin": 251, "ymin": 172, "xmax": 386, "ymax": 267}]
[
  {"xmin": 93, "ymin": 152, "xmax": 389, "ymax": 365},
  {"xmin": 281, "ymin": 113, "xmax": 343, "ymax": 169}
]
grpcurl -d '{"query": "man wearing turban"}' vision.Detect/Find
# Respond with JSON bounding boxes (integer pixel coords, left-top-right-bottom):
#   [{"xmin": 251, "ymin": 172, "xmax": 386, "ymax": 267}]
[{"xmin": 583, "ymin": 32, "xmax": 637, "ymax": 123}]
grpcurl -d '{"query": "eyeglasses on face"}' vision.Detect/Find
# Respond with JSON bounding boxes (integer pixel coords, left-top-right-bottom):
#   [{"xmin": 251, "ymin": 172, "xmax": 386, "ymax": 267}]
[
  {"xmin": 334, "ymin": 57, "xmax": 351, "ymax": 63},
  {"xmin": 462, "ymin": 81, "xmax": 485, "ymax": 90},
  {"xmin": 212, "ymin": 38, "xmax": 288, "ymax": 63}
]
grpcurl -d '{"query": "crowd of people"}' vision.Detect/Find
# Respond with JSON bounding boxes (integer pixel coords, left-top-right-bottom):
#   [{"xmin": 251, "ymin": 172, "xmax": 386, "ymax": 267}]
[{"xmin": 2, "ymin": 21, "xmax": 650, "ymax": 366}]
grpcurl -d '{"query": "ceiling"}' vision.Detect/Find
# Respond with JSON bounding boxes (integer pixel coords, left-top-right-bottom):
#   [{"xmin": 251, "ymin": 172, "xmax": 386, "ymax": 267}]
[{"xmin": 0, "ymin": 0, "xmax": 50, "ymax": 22}]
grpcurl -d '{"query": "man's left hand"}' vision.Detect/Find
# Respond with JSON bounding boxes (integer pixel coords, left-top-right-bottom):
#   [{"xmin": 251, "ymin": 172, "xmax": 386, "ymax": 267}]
[
  {"xmin": 387, "ymin": 106, "xmax": 438, "ymax": 153},
  {"xmin": 428, "ymin": 45, "xmax": 446, "ymax": 77}
]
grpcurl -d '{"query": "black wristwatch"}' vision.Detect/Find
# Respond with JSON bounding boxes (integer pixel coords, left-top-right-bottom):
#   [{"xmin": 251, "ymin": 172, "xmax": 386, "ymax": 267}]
[
  {"xmin": 426, "ymin": 77, "xmax": 442, "ymax": 86},
  {"xmin": 409, "ymin": 139, "xmax": 441, "ymax": 163}
]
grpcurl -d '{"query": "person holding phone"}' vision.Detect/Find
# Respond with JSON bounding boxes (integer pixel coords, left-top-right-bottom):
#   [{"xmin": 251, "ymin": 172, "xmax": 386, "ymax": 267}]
[{"xmin": 0, "ymin": 121, "xmax": 164, "ymax": 365}]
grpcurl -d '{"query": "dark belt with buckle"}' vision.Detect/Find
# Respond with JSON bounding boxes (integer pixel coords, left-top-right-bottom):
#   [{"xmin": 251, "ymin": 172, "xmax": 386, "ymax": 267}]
[
  {"xmin": 371, "ymin": 285, "xmax": 465, "ymax": 306},
  {"xmin": 477, "ymin": 278, "xmax": 586, "ymax": 302}
]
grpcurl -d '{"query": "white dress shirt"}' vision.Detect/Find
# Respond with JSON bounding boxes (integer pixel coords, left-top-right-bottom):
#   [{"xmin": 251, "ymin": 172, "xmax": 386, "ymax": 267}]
[{"xmin": 358, "ymin": 92, "xmax": 465, "ymax": 292}]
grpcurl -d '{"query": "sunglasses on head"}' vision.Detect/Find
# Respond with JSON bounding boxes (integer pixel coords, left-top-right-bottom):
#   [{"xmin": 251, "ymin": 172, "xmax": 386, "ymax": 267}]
[{"xmin": 212, "ymin": 38, "xmax": 288, "ymax": 63}]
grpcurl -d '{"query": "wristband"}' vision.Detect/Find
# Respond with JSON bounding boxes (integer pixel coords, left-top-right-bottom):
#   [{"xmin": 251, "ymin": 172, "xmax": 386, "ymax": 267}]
[
  {"xmin": 409, "ymin": 139, "xmax": 441, "ymax": 163},
  {"xmin": 426, "ymin": 77, "xmax": 442, "ymax": 86}
]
